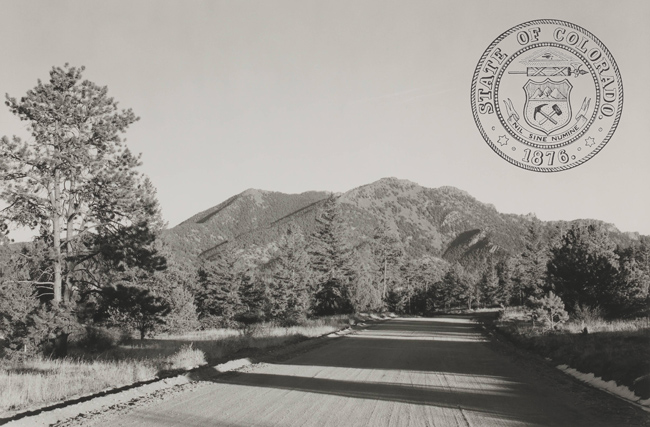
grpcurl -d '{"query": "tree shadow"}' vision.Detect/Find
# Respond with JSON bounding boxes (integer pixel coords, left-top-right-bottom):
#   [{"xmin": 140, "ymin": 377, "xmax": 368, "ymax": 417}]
[
  {"xmin": 273, "ymin": 319, "xmax": 496, "ymax": 374},
  {"xmin": 187, "ymin": 369, "xmax": 590, "ymax": 426},
  {"xmin": 181, "ymin": 316, "xmax": 608, "ymax": 426}
]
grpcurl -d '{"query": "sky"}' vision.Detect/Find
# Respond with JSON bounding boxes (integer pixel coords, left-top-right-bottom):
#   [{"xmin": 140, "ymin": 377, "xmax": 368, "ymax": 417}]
[{"xmin": 1, "ymin": 0, "xmax": 649, "ymax": 237}]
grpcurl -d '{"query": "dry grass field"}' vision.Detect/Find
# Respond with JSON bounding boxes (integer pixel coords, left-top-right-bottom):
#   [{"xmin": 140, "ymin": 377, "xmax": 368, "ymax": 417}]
[
  {"xmin": 0, "ymin": 315, "xmax": 352, "ymax": 416},
  {"xmin": 494, "ymin": 307, "xmax": 650, "ymax": 400}
]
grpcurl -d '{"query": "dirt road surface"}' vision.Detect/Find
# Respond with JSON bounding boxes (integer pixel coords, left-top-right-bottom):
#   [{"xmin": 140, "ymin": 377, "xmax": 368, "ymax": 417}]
[{"xmin": 77, "ymin": 317, "xmax": 650, "ymax": 427}]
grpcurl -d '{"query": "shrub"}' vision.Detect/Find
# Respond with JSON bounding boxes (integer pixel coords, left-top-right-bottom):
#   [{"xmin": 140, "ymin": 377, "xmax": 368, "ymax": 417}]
[
  {"xmin": 530, "ymin": 291, "xmax": 569, "ymax": 331},
  {"xmin": 237, "ymin": 321, "xmax": 267, "ymax": 338},
  {"xmin": 162, "ymin": 286, "xmax": 201, "ymax": 334},
  {"xmin": 167, "ymin": 343, "xmax": 206, "ymax": 370},
  {"xmin": 3, "ymin": 303, "xmax": 82, "ymax": 360},
  {"xmin": 234, "ymin": 310, "xmax": 267, "ymax": 336},
  {"xmin": 75, "ymin": 326, "xmax": 123, "ymax": 352},
  {"xmin": 572, "ymin": 303, "xmax": 603, "ymax": 324},
  {"xmin": 97, "ymin": 285, "xmax": 170, "ymax": 340},
  {"xmin": 279, "ymin": 312, "xmax": 308, "ymax": 327}
]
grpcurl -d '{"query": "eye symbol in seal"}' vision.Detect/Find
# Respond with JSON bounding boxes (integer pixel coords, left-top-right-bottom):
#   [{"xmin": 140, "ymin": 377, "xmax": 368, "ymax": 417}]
[{"xmin": 471, "ymin": 20, "xmax": 623, "ymax": 172}]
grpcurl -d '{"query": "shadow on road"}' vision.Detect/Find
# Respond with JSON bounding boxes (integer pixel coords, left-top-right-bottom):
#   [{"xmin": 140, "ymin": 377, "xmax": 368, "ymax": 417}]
[
  {"xmin": 201, "ymin": 370, "xmax": 532, "ymax": 420},
  {"xmin": 183, "ymin": 316, "xmax": 609, "ymax": 426},
  {"xmin": 273, "ymin": 318, "xmax": 500, "ymax": 375}
]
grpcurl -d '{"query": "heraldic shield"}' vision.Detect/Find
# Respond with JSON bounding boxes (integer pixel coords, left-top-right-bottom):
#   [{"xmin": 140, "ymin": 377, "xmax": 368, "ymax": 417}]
[{"xmin": 523, "ymin": 78, "xmax": 573, "ymax": 135}]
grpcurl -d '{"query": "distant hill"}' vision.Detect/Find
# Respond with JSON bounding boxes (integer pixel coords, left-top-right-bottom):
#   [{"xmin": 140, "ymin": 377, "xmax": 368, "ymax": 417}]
[
  {"xmin": 164, "ymin": 189, "xmax": 330, "ymax": 264},
  {"xmin": 336, "ymin": 178, "xmax": 529, "ymax": 265},
  {"xmin": 163, "ymin": 178, "xmax": 638, "ymax": 269}
]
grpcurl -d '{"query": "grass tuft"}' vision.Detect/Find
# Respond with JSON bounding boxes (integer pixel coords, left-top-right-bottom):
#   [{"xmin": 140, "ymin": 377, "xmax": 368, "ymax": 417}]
[{"xmin": 166, "ymin": 343, "xmax": 206, "ymax": 371}]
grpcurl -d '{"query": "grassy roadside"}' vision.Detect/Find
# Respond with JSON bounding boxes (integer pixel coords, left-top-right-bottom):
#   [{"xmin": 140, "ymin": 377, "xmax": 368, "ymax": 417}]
[
  {"xmin": 0, "ymin": 315, "xmax": 355, "ymax": 417},
  {"xmin": 484, "ymin": 307, "xmax": 650, "ymax": 400}
]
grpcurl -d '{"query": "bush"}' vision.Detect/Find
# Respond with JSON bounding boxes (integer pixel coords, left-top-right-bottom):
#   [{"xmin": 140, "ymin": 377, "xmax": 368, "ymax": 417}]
[
  {"xmin": 167, "ymin": 343, "xmax": 206, "ymax": 370},
  {"xmin": 237, "ymin": 322, "xmax": 267, "ymax": 338},
  {"xmin": 278, "ymin": 312, "xmax": 308, "ymax": 327},
  {"xmin": 530, "ymin": 291, "xmax": 569, "ymax": 331},
  {"xmin": 572, "ymin": 303, "xmax": 603, "ymax": 324},
  {"xmin": 75, "ymin": 326, "xmax": 124, "ymax": 352},
  {"xmin": 162, "ymin": 286, "xmax": 201, "ymax": 334},
  {"xmin": 3, "ymin": 303, "xmax": 82, "ymax": 360},
  {"xmin": 233, "ymin": 310, "xmax": 266, "ymax": 336},
  {"xmin": 97, "ymin": 285, "xmax": 170, "ymax": 340}
]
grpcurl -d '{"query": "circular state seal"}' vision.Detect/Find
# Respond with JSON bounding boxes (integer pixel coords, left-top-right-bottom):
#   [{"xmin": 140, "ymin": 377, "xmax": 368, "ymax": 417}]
[{"xmin": 471, "ymin": 20, "xmax": 623, "ymax": 172}]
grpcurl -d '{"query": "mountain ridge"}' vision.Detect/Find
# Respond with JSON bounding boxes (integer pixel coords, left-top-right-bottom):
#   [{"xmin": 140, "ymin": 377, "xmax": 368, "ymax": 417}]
[{"xmin": 163, "ymin": 178, "xmax": 639, "ymax": 268}]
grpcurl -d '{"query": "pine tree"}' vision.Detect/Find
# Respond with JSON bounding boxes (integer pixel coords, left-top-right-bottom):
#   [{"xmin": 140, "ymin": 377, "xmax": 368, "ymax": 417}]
[
  {"xmin": 370, "ymin": 223, "xmax": 404, "ymax": 302},
  {"xmin": 267, "ymin": 226, "xmax": 312, "ymax": 324},
  {"xmin": 238, "ymin": 271, "xmax": 268, "ymax": 323},
  {"xmin": 409, "ymin": 257, "xmax": 448, "ymax": 314},
  {"xmin": 156, "ymin": 264, "xmax": 200, "ymax": 334},
  {"xmin": 547, "ymin": 222, "xmax": 619, "ymax": 313},
  {"xmin": 436, "ymin": 263, "xmax": 468, "ymax": 310},
  {"xmin": 348, "ymin": 249, "xmax": 384, "ymax": 312},
  {"xmin": 0, "ymin": 246, "xmax": 41, "ymax": 356},
  {"xmin": 479, "ymin": 260, "xmax": 500, "ymax": 307},
  {"xmin": 196, "ymin": 252, "xmax": 244, "ymax": 327},
  {"xmin": 460, "ymin": 270, "xmax": 480, "ymax": 311},
  {"xmin": 530, "ymin": 291, "xmax": 569, "ymax": 331},
  {"xmin": 309, "ymin": 196, "xmax": 354, "ymax": 315},
  {"xmin": 0, "ymin": 65, "xmax": 164, "ymax": 354},
  {"xmin": 97, "ymin": 284, "xmax": 170, "ymax": 340},
  {"xmin": 612, "ymin": 241, "xmax": 650, "ymax": 316},
  {"xmin": 512, "ymin": 221, "xmax": 549, "ymax": 304},
  {"xmin": 495, "ymin": 258, "xmax": 515, "ymax": 306}
]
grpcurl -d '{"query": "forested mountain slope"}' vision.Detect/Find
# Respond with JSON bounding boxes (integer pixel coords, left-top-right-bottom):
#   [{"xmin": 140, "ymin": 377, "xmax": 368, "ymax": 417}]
[{"xmin": 164, "ymin": 177, "xmax": 637, "ymax": 269}]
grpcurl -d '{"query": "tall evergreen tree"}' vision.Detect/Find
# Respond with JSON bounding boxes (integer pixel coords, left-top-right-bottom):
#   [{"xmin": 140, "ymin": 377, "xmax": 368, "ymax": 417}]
[
  {"xmin": 479, "ymin": 259, "xmax": 500, "ymax": 307},
  {"xmin": 547, "ymin": 222, "xmax": 619, "ymax": 313},
  {"xmin": 0, "ymin": 245, "xmax": 41, "ymax": 355},
  {"xmin": 459, "ymin": 270, "xmax": 480, "ymax": 310},
  {"xmin": 196, "ymin": 251, "xmax": 244, "ymax": 327},
  {"xmin": 0, "ymin": 65, "xmax": 164, "ymax": 354},
  {"xmin": 238, "ymin": 271, "xmax": 268, "ymax": 323},
  {"xmin": 612, "ymin": 241, "xmax": 650, "ymax": 316},
  {"xmin": 348, "ymin": 248, "xmax": 384, "ymax": 312},
  {"xmin": 309, "ymin": 196, "xmax": 354, "ymax": 315},
  {"xmin": 96, "ymin": 284, "xmax": 170, "ymax": 340},
  {"xmin": 154, "ymin": 258, "xmax": 200, "ymax": 334},
  {"xmin": 495, "ymin": 257, "xmax": 515, "ymax": 306},
  {"xmin": 267, "ymin": 226, "xmax": 312, "ymax": 324},
  {"xmin": 370, "ymin": 223, "xmax": 404, "ymax": 301},
  {"xmin": 436, "ymin": 263, "xmax": 468, "ymax": 310},
  {"xmin": 512, "ymin": 221, "xmax": 549, "ymax": 304}
]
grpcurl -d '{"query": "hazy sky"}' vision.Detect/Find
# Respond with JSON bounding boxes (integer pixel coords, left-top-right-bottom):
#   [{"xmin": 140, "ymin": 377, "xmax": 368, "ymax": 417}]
[{"xmin": 1, "ymin": 1, "xmax": 649, "ymax": 235}]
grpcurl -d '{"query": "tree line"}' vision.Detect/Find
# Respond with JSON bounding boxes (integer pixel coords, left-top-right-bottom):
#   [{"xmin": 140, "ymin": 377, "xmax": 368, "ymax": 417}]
[{"xmin": 155, "ymin": 203, "xmax": 650, "ymax": 335}]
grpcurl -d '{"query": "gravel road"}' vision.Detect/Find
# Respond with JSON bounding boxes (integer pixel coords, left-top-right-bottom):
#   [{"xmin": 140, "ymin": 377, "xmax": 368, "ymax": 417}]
[{"xmin": 73, "ymin": 316, "xmax": 650, "ymax": 427}]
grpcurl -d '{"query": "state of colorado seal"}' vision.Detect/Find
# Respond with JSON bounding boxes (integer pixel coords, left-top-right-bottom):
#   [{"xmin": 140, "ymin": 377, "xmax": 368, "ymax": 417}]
[{"xmin": 471, "ymin": 20, "xmax": 623, "ymax": 172}]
